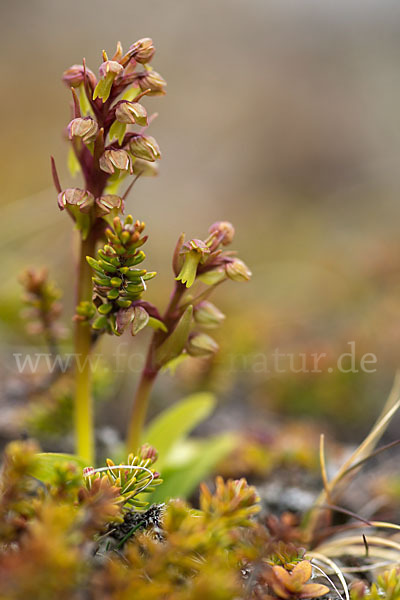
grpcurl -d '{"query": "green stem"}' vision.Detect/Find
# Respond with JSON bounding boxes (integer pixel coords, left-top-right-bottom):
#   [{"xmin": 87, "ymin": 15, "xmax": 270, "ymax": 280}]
[
  {"xmin": 126, "ymin": 282, "xmax": 186, "ymax": 452},
  {"xmin": 74, "ymin": 232, "xmax": 96, "ymax": 463},
  {"xmin": 126, "ymin": 347, "xmax": 157, "ymax": 453}
]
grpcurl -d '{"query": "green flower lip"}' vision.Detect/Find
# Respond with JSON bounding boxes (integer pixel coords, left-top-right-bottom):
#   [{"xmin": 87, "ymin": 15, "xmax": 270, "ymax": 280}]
[{"xmin": 176, "ymin": 251, "xmax": 203, "ymax": 288}]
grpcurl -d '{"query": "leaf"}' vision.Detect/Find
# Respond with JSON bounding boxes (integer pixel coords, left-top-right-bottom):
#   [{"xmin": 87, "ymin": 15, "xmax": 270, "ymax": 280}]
[
  {"xmin": 105, "ymin": 171, "xmax": 128, "ymax": 195},
  {"xmin": 109, "ymin": 120, "xmax": 127, "ymax": 145},
  {"xmin": 67, "ymin": 147, "xmax": 81, "ymax": 177},
  {"xmin": 161, "ymin": 353, "xmax": 189, "ymax": 374},
  {"xmin": 122, "ymin": 87, "xmax": 140, "ymax": 101},
  {"xmin": 93, "ymin": 75, "xmax": 113, "ymax": 102},
  {"xmin": 299, "ymin": 584, "xmax": 330, "ymax": 599},
  {"xmin": 143, "ymin": 392, "xmax": 216, "ymax": 468},
  {"xmin": 28, "ymin": 453, "xmax": 87, "ymax": 484},
  {"xmin": 155, "ymin": 305, "xmax": 193, "ymax": 367},
  {"xmin": 147, "ymin": 316, "xmax": 168, "ymax": 333},
  {"xmin": 292, "ymin": 561, "xmax": 312, "ymax": 583},
  {"xmin": 70, "ymin": 208, "xmax": 92, "ymax": 241},
  {"xmin": 149, "ymin": 434, "xmax": 235, "ymax": 502},
  {"xmin": 79, "ymin": 87, "xmax": 91, "ymax": 116}
]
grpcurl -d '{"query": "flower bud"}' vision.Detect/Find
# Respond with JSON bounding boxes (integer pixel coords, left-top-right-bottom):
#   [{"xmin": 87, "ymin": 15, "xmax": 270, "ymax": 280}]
[
  {"xmin": 68, "ymin": 117, "xmax": 98, "ymax": 143},
  {"xmin": 139, "ymin": 443, "xmax": 158, "ymax": 462},
  {"xmin": 116, "ymin": 101, "xmax": 148, "ymax": 126},
  {"xmin": 350, "ymin": 581, "xmax": 367, "ymax": 599},
  {"xmin": 95, "ymin": 195, "xmax": 124, "ymax": 217},
  {"xmin": 186, "ymin": 333, "xmax": 219, "ymax": 357},
  {"xmin": 99, "ymin": 59, "xmax": 124, "ymax": 79},
  {"xmin": 57, "ymin": 188, "xmax": 94, "ymax": 213},
  {"xmin": 194, "ymin": 301, "xmax": 225, "ymax": 329},
  {"xmin": 76, "ymin": 301, "xmax": 96, "ymax": 321},
  {"xmin": 225, "ymin": 258, "xmax": 252, "ymax": 282},
  {"xmin": 185, "ymin": 239, "xmax": 210, "ymax": 255},
  {"xmin": 62, "ymin": 64, "xmax": 96, "ymax": 89},
  {"xmin": 99, "ymin": 149, "xmax": 131, "ymax": 174},
  {"xmin": 131, "ymin": 305, "xmax": 149, "ymax": 336},
  {"xmin": 83, "ymin": 466, "xmax": 95, "ymax": 477},
  {"xmin": 129, "ymin": 38, "xmax": 155, "ymax": 64},
  {"xmin": 132, "ymin": 158, "xmax": 159, "ymax": 177},
  {"xmin": 129, "ymin": 135, "xmax": 161, "ymax": 162},
  {"xmin": 58, "ymin": 189, "xmax": 94, "ymax": 239},
  {"xmin": 197, "ymin": 268, "xmax": 227, "ymax": 285},
  {"xmin": 138, "ymin": 69, "xmax": 166, "ymax": 95},
  {"xmin": 115, "ymin": 306, "xmax": 133, "ymax": 335},
  {"xmin": 20, "ymin": 268, "xmax": 48, "ymax": 294},
  {"xmin": 93, "ymin": 61, "xmax": 124, "ymax": 102},
  {"xmin": 209, "ymin": 221, "xmax": 235, "ymax": 246}
]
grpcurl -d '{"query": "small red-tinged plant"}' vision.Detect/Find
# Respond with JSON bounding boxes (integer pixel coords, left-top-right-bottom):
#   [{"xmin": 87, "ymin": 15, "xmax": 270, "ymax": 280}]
[
  {"xmin": 259, "ymin": 561, "xmax": 329, "ymax": 600},
  {"xmin": 20, "ymin": 268, "xmax": 63, "ymax": 355}
]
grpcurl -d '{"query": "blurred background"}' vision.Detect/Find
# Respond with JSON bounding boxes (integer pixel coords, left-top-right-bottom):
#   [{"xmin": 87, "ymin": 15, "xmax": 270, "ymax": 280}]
[{"xmin": 2, "ymin": 0, "xmax": 400, "ymax": 452}]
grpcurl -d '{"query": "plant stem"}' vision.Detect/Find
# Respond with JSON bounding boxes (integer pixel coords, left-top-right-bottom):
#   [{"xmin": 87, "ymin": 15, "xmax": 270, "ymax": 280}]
[
  {"xmin": 126, "ymin": 282, "xmax": 186, "ymax": 451},
  {"xmin": 126, "ymin": 346, "xmax": 157, "ymax": 452},
  {"xmin": 74, "ymin": 231, "xmax": 96, "ymax": 463}
]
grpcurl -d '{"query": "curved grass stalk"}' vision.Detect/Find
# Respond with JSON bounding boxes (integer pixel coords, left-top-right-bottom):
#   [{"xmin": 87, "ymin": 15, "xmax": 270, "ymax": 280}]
[
  {"xmin": 370, "ymin": 521, "xmax": 400, "ymax": 532},
  {"xmin": 317, "ymin": 535, "xmax": 400, "ymax": 555},
  {"xmin": 314, "ymin": 546, "xmax": 400, "ymax": 563},
  {"xmin": 319, "ymin": 434, "xmax": 330, "ymax": 501},
  {"xmin": 305, "ymin": 373, "xmax": 400, "ymax": 539},
  {"xmin": 337, "ymin": 561, "xmax": 399, "ymax": 573},
  {"xmin": 306, "ymin": 552, "xmax": 349, "ymax": 600},
  {"xmin": 315, "ymin": 535, "xmax": 400, "ymax": 570},
  {"xmin": 310, "ymin": 563, "xmax": 346, "ymax": 600}
]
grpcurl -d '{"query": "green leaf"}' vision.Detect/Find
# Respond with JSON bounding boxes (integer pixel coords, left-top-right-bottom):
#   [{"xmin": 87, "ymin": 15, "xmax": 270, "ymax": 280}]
[
  {"xmin": 67, "ymin": 147, "xmax": 81, "ymax": 177},
  {"xmin": 79, "ymin": 87, "xmax": 91, "ymax": 116},
  {"xmin": 105, "ymin": 171, "xmax": 128, "ymax": 195},
  {"xmin": 143, "ymin": 392, "xmax": 216, "ymax": 468},
  {"xmin": 147, "ymin": 316, "xmax": 168, "ymax": 333},
  {"xmin": 122, "ymin": 87, "xmax": 140, "ymax": 101},
  {"xmin": 150, "ymin": 434, "xmax": 235, "ymax": 502},
  {"xmin": 93, "ymin": 73, "xmax": 114, "ymax": 102},
  {"xmin": 109, "ymin": 120, "xmax": 127, "ymax": 145},
  {"xmin": 65, "ymin": 206, "xmax": 92, "ymax": 241},
  {"xmin": 155, "ymin": 305, "xmax": 193, "ymax": 367},
  {"xmin": 28, "ymin": 453, "xmax": 87, "ymax": 484},
  {"xmin": 161, "ymin": 353, "xmax": 189, "ymax": 374}
]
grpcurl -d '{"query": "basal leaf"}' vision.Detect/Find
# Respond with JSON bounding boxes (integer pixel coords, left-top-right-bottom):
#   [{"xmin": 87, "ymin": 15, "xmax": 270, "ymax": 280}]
[
  {"xmin": 143, "ymin": 392, "xmax": 215, "ymax": 468},
  {"xmin": 29, "ymin": 452, "xmax": 87, "ymax": 484},
  {"xmin": 150, "ymin": 434, "xmax": 235, "ymax": 501}
]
